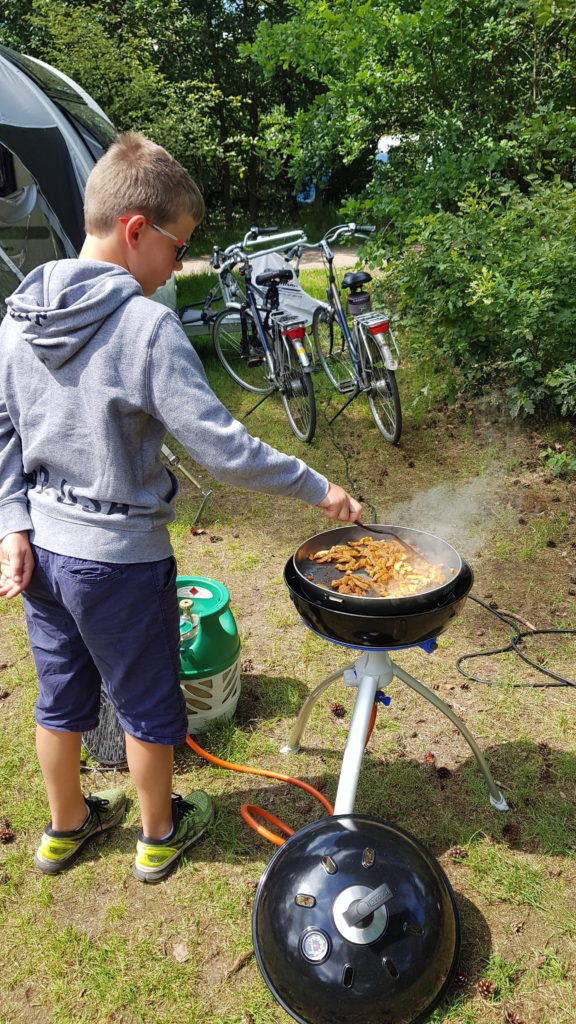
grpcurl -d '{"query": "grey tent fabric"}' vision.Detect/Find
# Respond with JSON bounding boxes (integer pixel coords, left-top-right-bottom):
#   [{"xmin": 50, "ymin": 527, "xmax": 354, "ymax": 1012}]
[
  {"xmin": 0, "ymin": 44, "xmax": 115, "ymax": 272},
  {"xmin": 0, "ymin": 124, "xmax": 85, "ymax": 250}
]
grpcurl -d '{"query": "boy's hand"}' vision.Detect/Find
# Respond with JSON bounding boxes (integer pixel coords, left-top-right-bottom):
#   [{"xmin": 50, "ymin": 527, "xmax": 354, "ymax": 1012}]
[
  {"xmin": 0, "ymin": 531, "xmax": 35, "ymax": 599},
  {"xmin": 316, "ymin": 483, "xmax": 362, "ymax": 523}
]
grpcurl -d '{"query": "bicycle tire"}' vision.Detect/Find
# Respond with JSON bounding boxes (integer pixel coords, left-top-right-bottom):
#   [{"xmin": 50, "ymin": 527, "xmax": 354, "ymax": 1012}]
[
  {"xmin": 360, "ymin": 328, "xmax": 402, "ymax": 443},
  {"xmin": 277, "ymin": 335, "xmax": 316, "ymax": 443},
  {"xmin": 212, "ymin": 306, "xmax": 271, "ymax": 393},
  {"xmin": 312, "ymin": 306, "xmax": 356, "ymax": 390}
]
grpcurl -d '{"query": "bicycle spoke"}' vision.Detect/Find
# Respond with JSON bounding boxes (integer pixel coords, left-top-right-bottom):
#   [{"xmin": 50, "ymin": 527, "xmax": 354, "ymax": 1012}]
[
  {"xmin": 362, "ymin": 333, "xmax": 402, "ymax": 443},
  {"xmin": 278, "ymin": 339, "xmax": 316, "ymax": 442},
  {"xmin": 312, "ymin": 307, "xmax": 356, "ymax": 389},
  {"xmin": 212, "ymin": 307, "xmax": 271, "ymax": 393}
]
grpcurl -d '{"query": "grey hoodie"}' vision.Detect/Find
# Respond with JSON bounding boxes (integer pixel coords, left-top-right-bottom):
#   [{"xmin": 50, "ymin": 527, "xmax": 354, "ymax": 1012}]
[{"xmin": 0, "ymin": 260, "xmax": 328, "ymax": 562}]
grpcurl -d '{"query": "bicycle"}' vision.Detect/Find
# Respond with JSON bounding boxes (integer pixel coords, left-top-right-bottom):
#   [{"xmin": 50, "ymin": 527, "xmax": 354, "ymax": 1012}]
[
  {"xmin": 289, "ymin": 223, "xmax": 402, "ymax": 445},
  {"xmin": 179, "ymin": 225, "xmax": 295, "ymax": 338},
  {"xmin": 210, "ymin": 229, "xmax": 317, "ymax": 443}
]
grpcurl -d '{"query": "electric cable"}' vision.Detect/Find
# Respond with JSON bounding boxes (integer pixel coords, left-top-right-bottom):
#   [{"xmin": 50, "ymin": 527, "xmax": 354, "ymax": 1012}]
[
  {"xmin": 319, "ymin": 391, "xmax": 380, "ymax": 522},
  {"xmin": 457, "ymin": 594, "xmax": 576, "ymax": 688}
]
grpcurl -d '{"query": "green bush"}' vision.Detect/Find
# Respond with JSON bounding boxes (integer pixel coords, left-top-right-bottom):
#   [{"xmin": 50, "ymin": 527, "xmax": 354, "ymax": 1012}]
[{"xmin": 380, "ymin": 179, "xmax": 576, "ymax": 416}]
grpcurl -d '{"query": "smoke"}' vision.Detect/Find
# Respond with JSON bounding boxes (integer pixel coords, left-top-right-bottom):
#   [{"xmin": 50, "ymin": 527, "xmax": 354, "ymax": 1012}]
[{"xmin": 381, "ymin": 476, "xmax": 499, "ymax": 559}]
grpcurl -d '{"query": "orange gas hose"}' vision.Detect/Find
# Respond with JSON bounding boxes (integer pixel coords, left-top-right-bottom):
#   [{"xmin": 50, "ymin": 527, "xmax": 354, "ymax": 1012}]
[{"xmin": 186, "ymin": 700, "xmax": 378, "ymax": 846}]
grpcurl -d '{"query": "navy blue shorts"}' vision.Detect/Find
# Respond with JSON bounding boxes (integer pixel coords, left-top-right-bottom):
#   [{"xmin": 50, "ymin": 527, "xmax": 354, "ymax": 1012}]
[{"xmin": 23, "ymin": 545, "xmax": 187, "ymax": 745}]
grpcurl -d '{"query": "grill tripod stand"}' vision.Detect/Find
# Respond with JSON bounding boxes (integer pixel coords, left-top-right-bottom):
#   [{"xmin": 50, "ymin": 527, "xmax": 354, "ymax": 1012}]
[{"xmin": 280, "ymin": 644, "xmax": 508, "ymax": 815}]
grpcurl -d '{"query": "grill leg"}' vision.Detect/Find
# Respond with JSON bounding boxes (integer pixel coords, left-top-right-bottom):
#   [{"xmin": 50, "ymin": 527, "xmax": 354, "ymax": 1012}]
[
  {"xmin": 280, "ymin": 664, "xmax": 354, "ymax": 753},
  {"xmin": 392, "ymin": 661, "xmax": 509, "ymax": 811}
]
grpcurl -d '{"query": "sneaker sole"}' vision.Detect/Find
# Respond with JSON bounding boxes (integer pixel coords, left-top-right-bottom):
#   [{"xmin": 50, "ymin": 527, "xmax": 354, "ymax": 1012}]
[
  {"xmin": 131, "ymin": 809, "xmax": 214, "ymax": 883},
  {"xmin": 33, "ymin": 802, "xmax": 127, "ymax": 875}
]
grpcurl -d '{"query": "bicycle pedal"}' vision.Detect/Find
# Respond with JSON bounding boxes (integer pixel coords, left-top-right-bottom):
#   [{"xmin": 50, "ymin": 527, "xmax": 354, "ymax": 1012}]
[
  {"xmin": 246, "ymin": 348, "xmax": 263, "ymax": 367},
  {"xmin": 338, "ymin": 380, "xmax": 358, "ymax": 394}
]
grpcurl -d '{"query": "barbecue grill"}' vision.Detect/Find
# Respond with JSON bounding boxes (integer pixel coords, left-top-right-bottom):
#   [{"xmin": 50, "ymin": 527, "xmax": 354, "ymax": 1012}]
[{"xmin": 252, "ymin": 526, "xmax": 508, "ymax": 1024}]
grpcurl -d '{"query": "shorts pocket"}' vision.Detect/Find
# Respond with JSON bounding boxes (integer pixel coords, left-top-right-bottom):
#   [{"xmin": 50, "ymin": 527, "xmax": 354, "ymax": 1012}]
[
  {"xmin": 60, "ymin": 559, "xmax": 123, "ymax": 584},
  {"xmin": 151, "ymin": 556, "xmax": 177, "ymax": 594}
]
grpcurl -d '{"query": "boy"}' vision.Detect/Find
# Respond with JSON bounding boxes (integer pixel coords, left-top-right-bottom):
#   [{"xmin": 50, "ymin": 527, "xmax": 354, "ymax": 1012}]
[{"xmin": 0, "ymin": 132, "xmax": 362, "ymax": 882}]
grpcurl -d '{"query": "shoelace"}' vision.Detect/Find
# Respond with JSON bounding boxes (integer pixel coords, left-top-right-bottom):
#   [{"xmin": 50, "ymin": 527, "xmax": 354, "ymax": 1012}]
[{"xmin": 85, "ymin": 794, "xmax": 110, "ymax": 831}]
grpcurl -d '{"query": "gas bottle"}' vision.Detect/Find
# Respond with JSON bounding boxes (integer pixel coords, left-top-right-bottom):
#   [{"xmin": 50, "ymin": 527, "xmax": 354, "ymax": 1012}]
[{"xmin": 177, "ymin": 576, "xmax": 241, "ymax": 733}]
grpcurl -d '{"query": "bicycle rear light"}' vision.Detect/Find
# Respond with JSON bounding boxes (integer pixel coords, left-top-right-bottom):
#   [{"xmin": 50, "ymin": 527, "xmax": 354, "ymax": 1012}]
[
  {"xmin": 368, "ymin": 320, "xmax": 390, "ymax": 335},
  {"xmin": 282, "ymin": 325, "xmax": 306, "ymax": 341}
]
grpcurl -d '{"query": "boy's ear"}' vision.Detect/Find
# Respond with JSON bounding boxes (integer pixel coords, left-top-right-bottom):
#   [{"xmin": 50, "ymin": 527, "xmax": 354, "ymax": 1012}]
[{"xmin": 119, "ymin": 214, "xmax": 146, "ymax": 251}]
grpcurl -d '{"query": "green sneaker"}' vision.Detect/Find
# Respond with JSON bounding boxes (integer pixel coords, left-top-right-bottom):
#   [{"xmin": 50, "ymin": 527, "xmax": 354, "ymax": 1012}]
[
  {"xmin": 34, "ymin": 789, "xmax": 127, "ymax": 874},
  {"xmin": 132, "ymin": 791, "xmax": 214, "ymax": 883}
]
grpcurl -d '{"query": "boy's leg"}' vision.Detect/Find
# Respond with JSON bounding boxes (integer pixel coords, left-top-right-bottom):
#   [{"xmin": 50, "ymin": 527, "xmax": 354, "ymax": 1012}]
[
  {"xmin": 24, "ymin": 547, "xmax": 127, "ymax": 873},
  {"xmin": 34, "ymin": 724, "xmax": 126, "ymax": 875},
  {"xmin": 124, "ymin": 734, "xmax": 174, "ymax": 838},
  {"xmin": 35, "ymin": 726, "xmax": 86, "ymax": 831},
  {"xmin": 126, "ymin": 732, "xmax": 213, "ymax": 882}
]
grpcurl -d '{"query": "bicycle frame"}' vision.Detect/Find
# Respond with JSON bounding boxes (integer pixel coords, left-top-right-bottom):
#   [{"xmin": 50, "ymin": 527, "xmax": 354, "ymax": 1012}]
[{"xmin": 223, "ymin": 247, "xmax": 313, "ymax": 377}]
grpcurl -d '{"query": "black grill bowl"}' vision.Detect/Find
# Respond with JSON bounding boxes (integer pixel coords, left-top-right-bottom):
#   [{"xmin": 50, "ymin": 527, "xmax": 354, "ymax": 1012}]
[
  {"xmin": 252, "ymin": 814, "xmax": 460, "ymax": 1024},
  {"xmin": 284, "ymin": 556, "xmax": 473, "ymax": 649}
]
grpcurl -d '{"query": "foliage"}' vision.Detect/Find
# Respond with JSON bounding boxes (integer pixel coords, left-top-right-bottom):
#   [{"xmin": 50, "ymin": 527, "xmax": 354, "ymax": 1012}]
[
  {"xmin": 249, "ymin": 0, "xmax": 576, "ymax": 417},
  {"xmin": 539, "ymin": 444, "xmax": 576, "ymax": 478},
  {"xmin": 377, "ymin": 179, "xmax": 576, "ymax": 416}
]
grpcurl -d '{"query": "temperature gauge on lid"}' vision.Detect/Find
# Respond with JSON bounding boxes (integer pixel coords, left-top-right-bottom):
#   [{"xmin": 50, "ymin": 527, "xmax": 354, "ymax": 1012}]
[{"xmin": 300, "ymin": 928, "xmax": 331, "ymax": 964}]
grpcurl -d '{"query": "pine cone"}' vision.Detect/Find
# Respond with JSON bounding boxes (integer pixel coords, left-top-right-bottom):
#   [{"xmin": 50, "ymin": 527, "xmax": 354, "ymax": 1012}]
[
  {"xmin": 0, "ymin": 820, "xmax": 15, "ymax": 844},
  {"xmin": 504, "ymin": 1010, "xmax": 525, "ymax": 1024},
  {"xmin": 476, "ymin": 978, "xmax": 496, "ymax": 1000},
  {"xmin": 329, "ymin": 702, "xmax": 346, "ymax": 718},
  {"xmin": 447, "ymin": 845, "xmax": 469, "ymax": 860}
]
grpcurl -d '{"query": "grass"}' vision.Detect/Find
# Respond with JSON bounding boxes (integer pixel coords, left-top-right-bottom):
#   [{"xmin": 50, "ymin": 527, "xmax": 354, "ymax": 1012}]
[{"xmin": 1, "ymin": 264, "xmax": 576, "ymax": 1023}]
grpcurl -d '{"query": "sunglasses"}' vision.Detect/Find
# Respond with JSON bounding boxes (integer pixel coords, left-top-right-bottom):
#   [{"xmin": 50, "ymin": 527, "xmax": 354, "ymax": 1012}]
[{"xmin": 119, "ymin": 217, "xmax": 190, "ymax": 262}]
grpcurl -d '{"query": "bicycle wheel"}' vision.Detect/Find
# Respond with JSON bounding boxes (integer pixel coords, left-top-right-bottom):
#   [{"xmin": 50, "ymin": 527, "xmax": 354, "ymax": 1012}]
[
  {"xmin": 277, "ymin": 335, "xmax": 316, "ymax": 443},
  {"xmin": 312, "ymin": 306, "xmax": 356, "ymax": 390},
  {"xmin": 212, "ymin": 306, "xmax": 271, "ymax": 393},
  {"xmin": 361, "ymin": 329, "xmax": 402, "ymax": 444}
]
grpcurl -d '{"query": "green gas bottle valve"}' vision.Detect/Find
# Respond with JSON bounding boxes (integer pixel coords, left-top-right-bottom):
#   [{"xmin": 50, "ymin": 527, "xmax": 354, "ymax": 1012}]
[{"xmin": 179, "ymin": 598, "xmax": 200, "ymax": 650}]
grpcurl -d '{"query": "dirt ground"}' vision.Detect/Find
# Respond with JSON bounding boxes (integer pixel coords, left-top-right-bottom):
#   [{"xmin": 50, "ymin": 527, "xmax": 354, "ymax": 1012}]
[{"xmin": 1, "ymin": 384, "xmax": 575, "ymax": 1024}]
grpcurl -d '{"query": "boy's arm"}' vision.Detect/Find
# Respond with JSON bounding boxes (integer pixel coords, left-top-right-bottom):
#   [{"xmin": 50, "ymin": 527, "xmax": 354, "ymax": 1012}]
[
  {"xmin": 0, "ymin": 389, "xmax": 34, "ymax": 597},
  {"xmin": 148, "ymin": 317, "xmax": 361, "ymax": 517}
]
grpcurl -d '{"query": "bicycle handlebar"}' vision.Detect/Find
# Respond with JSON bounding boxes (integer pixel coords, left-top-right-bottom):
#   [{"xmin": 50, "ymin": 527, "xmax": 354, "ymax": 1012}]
[
  {"xmin": 282, "ymin": 223, "xmax": 378, "ymax": 263},
  {"xmin": 322, "ymin": 222, "xmax": 376, "ymax": 243},
  {"xmin": 248, "ymin": 225, "xmax": 278, "ymax": 237},
  {"xmin": 242, "ymin": 227, "xmax": 306, "ymax": 249},
  {"xmin": 219, "ymin": 235, "xmax": 305, "ymax": 276}
]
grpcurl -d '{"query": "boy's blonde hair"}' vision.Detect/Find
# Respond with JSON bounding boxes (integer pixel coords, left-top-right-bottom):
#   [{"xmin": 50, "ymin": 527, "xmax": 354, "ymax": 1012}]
[{"xmin": 84, "ymin": 132, "xmax": 204, "ymax": 235}]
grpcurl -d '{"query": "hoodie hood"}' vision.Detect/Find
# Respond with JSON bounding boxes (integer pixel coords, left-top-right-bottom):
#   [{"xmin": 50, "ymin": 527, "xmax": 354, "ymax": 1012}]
[{"xmin": 5, "ymin": 260, "xmax": 142, "ymax": 369}]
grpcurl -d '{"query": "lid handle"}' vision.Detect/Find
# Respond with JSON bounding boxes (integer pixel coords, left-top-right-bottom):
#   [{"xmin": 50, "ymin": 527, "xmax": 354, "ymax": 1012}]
[{"xmin": 343, "ymin": 883, "xmax": 393, "ymax": 927}]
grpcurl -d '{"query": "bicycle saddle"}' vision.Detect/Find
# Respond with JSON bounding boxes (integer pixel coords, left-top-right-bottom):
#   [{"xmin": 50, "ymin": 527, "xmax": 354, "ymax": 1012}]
[
  {"xmin": 342, "ymin": 271, "xmax": 372, "ymax": 289},
  {"xmin": 255, "ymin": 268, "xmax": 293, "ymax": 285}
]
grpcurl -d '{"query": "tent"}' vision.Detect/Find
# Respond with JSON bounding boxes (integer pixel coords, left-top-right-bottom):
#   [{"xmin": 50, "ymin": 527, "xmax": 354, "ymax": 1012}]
[
  {"xmin": 0, "ymin": 44, "xmax": 178, "ymax": 309},
  {"xmin": 0, "ymin": 43, "xmax": 116, "ymax": 304}
]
